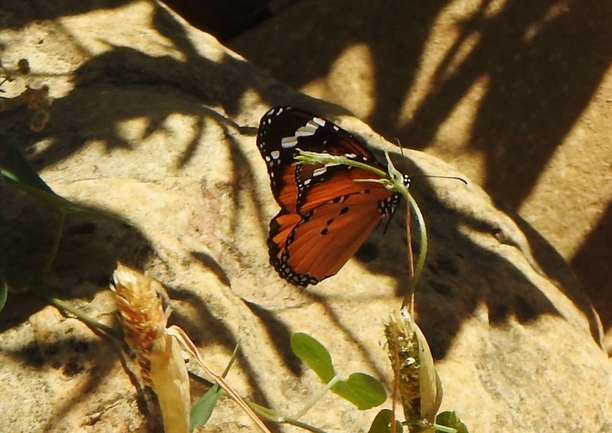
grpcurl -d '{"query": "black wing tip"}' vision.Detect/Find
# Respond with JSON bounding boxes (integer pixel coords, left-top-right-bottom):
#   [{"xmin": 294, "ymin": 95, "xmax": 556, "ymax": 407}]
[{"xmin": 262, "ymin": 105, "xmax": 295, "ymax": 119}]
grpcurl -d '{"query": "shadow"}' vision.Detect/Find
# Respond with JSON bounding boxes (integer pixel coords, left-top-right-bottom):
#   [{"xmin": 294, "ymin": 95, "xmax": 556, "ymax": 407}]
[
  {"xmin": 232, "ymin": 0, "xmax": 611, "ymax": 213},
  {"xmin": 379, "ymin": 161, "xmax": 604, "ymax": 358},
  {"xmin": 515, "ymin": 215, "xmax": 604, "ymax": 345},
  {"xmin": 0, "ymin": 310, "xmax": 160, "ymax": 432},
  {"xmin": 402, "ymin": 178, "xmax": 565, "ymax": 359},
  {"xmin": 0, "ymin": 182, "xmax": 155, "ymax": 324},
  {"xmin": 571, "ymin": 202, "xmax": 612, "ymax": 332},
  {"xmin": 243, "ymin": 300, "xmax": 303, "ymax": 376},
  {"xmin": 228, "ymin": 0, "xmax": 612, "ymax": 340},
  {"xmin": 165, "ymin": 285, "xmax": 280, "ymax": 432},
  {"xmin": 401, "ymin": 0, "xmax": 612, "ymax": 209},
  {"xmin": 0, "ymin": 179, "xmax": 157, "ymax": 429},
  {"xmin": 0, "ymin": 0, "xmax": 131, "ymax": 30},
  {"xmin": 161, "ymin": 0, "xmax": 273, "ymax": 42},
  {"xmin": 1, "ymin": 0, "xmax": 610, "ymax": 429},
  {"xmin": 0, "ymin": 4, "xmax": 290, "ymax": 429},
  {"xmin": 11, "ymin": 3, "xmax": 273, "ymax": 239},
  {"xmin": 191, "ymin": 251, "xmax": 232, "ymax": 287}
]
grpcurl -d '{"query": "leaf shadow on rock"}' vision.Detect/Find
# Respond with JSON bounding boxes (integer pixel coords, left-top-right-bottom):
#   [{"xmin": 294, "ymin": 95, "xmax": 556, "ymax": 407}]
[
  {"xmin": 394, "ymin": 163, "xmax": 604, "ymax": 359},
  {"xmin": 229, "ymin": 0, "xmax": 612, "ymax": 334}
]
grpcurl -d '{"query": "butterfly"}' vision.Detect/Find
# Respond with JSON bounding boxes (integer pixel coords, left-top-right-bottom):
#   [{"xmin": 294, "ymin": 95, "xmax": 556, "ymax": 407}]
[{"xmin": 257, "ymin": 106, "xmax": 410, "ymax": 286}]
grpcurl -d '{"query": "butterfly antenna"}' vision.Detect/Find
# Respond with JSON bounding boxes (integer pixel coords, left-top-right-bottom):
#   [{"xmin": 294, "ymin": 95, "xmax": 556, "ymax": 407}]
[
  {"xmin": 389, "ymin": 138, "xmax": 466, "ymax": 185},
  {"xmin": 394, "ymin": 138, "xmax": 405, "ymax": 158},
  {"xmin": 410, "ymin": 174, "xmax": 468, "ymax": 185}
]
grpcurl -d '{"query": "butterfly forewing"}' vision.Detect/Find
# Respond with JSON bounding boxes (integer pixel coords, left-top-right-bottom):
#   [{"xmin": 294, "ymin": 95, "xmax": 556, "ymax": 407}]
[
  {"xmin": 257, "ymin": 106, "xmax": 405, "ymax": 286},
  {"xmin": 257, "ymin": 107, "xmax": 385, "ymax": 200}
]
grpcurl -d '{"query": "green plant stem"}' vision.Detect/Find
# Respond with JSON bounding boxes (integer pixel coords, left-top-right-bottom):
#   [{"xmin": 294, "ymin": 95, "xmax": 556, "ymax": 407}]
[
  {"xmin": 400, "ymin": 190, "xmax": 427, "ymax": 313},
  {"xmin": 247, "ymin": 401, "xmax": 329, "ymax": 433},
  {"xmin": 277, "ymin": 417, "xmax": 329, "ymax": 433},
  {"xmin": 188, "ymin": 380, "xmax": 329, "ymax": 433},
  {"xmin": 189, "ymin": 343, "xmax": 239, "ymax": 387},
  {"xmin": 188, "ymin": 371, "xmax": 215, "ymax": 387},
  {"xmin": 379, "ymin": 152, "xmax": 428, "ymax": 312},
  {"xmin": 223, "ymin": 342, "xmax": 240, "ymax": 376},
  {"xmin": 294, "ymin": 150, "xmax": 388, "ymax": 179},
  {"xmin": 42, "ymin": 208, "xmax": 66, "ymax": 276},
  {"xmin": 432, "ymin": 423, "xmax": 458, "ymax": 433},
  {"xmin": 33, "ymin": 290, "xmax": 122, "ymax": 340},
  {"xmin": 292, "ymin": 374, "xmax": 342, "ymax": 420}
]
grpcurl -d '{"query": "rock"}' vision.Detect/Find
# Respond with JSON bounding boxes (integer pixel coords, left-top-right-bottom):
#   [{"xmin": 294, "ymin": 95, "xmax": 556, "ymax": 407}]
[
  {"xmin": 0, "ymin": 1, "xmax": 610, "ymax": 432},
  {"xmin": 229, "ymin": 0, "xmax": 612, "ymax": 353}
]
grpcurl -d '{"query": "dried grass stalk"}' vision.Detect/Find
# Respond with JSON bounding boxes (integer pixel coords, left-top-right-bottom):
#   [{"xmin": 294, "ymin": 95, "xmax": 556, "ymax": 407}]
[
  {"xmin": 111, "ymin": 263, "xmax": 190, "ymax": 433},
  {"xmin": 385, "ymin": 308, "xmax": 442, "ymax": 432},
  {"xmin": 111, "ymin": 263, "xmax": 271, "ymax": 433}
]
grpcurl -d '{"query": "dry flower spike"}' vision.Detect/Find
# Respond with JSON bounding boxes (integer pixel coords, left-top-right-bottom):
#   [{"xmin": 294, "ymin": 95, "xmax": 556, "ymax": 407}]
[
  {"xmin": 111, "ymin": 263, "xmax": 190, "ymax": 433},
  {"xmin": 385, "ymin": 308, "xmax": 443, "ymax": 432},
  {"xmin": 110, "ymin": 263, "xmax": 271, "ymax": 433}
]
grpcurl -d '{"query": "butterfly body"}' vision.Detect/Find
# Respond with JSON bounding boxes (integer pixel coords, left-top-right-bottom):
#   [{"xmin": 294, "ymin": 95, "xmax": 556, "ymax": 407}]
[{"xmin": 257, "ymin": 106, "xmax": 409, "ymax": 286}]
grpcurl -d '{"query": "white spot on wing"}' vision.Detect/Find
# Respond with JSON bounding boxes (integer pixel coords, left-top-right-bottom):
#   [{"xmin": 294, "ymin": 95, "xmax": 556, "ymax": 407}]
[
  {"xmin": 295, "ymin": 122, "xmax": 319, "ymax": 137},
  {"xmin": 312, "ymin": 167, "xmax": 327, "ymax": 177},
  {"xmin": 312, "ymin": 117, "xmax": 326, "ymax": 127},
  {"xmin": 270, "ymin": 150, "xmax": 280, "ymax": 160},
  {"xmin": 281, "ymin": 137, "xmax": 298, "ymax": 148}
]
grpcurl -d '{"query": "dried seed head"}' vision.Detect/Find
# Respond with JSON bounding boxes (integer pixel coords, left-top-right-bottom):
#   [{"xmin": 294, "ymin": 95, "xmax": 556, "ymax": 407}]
[
  {"xmin": 110, "ymin": 263, "xmax": 168, "ymax": 384},
  {"xmin": 110, "ymin": 263, "xmax": 191, "ymax": 433},
  {"xmin": 385, "ymin": 308, "xmax": 442, "ymax": 432}
]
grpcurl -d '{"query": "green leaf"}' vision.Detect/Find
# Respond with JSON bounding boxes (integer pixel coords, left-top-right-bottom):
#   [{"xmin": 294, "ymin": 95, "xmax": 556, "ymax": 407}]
[
  {"xmin": 0, "ymin": 270, "xmax": 7, "ymax": 312},
  {"xmin": 1, "ymin": 144, "xmax": 85, "ymax": 213},
  {"xmin": 290, "ymin": 333, "xmax": 335, "ymax": 382},
  {"xmin": 368, "ymin": 409, "xmax": 403, "ymax": 433},
  {"xmin": 1, "ymin": 144, "xmax": 54, "ymax": 193},
  {"xmin": 190, "ymin": 384, "xmax": 222, "ymax": 431},
  {"xmin": 332, "ymin": 372, "xmax": 387, "ymax": 410},
  {"xmin": 436, "ymin": 411, "xmax": 469, "ymax": 433}
]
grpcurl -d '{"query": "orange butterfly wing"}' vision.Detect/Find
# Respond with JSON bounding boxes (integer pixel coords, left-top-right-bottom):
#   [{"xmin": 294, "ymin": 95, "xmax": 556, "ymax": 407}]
[{"xmin": 257, "ymin": 106, "xmax": 406, "ymax": 286}]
